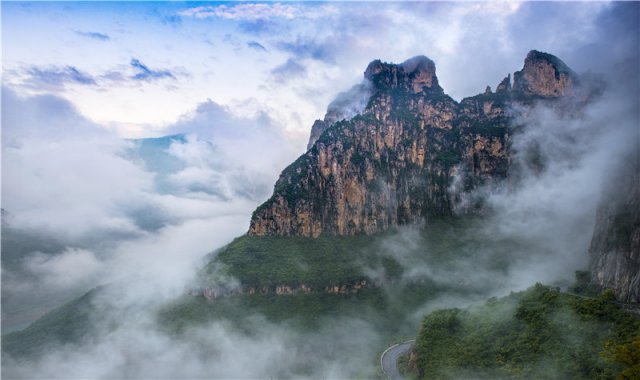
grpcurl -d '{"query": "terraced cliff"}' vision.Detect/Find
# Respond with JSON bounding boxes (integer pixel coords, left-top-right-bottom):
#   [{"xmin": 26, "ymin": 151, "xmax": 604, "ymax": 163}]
[{"xmin": 249, "ymin": 50, "xmax": 579, "ymax": 237}]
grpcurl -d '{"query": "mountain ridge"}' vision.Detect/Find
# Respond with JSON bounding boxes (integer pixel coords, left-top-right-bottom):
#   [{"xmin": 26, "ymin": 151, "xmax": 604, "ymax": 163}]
[{"xmin": 249, "ymin": 50, "xmax": 578, "ymax": 238}]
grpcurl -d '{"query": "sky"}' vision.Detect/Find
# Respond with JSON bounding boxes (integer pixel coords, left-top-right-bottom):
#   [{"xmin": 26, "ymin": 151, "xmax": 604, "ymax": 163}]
[
  {"xmin": 5, "ymin": 0, "xmax": 624, "ymax": 253},
  {"xmin": 2, "ymin": 1, "xmax": 613, "ymax": 141}
]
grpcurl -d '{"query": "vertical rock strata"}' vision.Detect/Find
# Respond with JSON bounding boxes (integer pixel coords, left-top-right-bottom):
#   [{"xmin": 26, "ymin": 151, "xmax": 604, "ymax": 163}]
[
  {"xmin": 589, "ymin": 158, "xmax": 640, "ymax": 303},
  {"xmin": 249, "ymin": 50, "xmax": 578, "ymax": 237}
]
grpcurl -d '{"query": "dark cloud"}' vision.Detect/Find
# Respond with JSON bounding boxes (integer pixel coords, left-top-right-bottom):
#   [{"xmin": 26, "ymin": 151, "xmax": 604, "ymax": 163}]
[
  {"xmin": 19, "ymin": 59, "xmax": 182, "ymax": 90},
  {"xmin": 238, "ymin": 19, "xmax": 280, "ymax": 35},
  {"xmin": 564, "ymin": 2, "xmax": 639, "ymax": 77},
  {"xmin": 247, "ymin": 41, "xmax": 267, "ymax": 52},
  {"xmin": 74, "ymin": 30, "xmax": 110, "ymax": 41},
  {"xmin": 130, "ymin": 59, "xmax": 176, "ymax": 81},
  {"xmin": 270, "ymin": 59, "xmax": 306, "ymax": 83},
  {"xmin": 24, "ymin": 65, "xmax": 96, "ymax": 89},
  {"xmin": 276, "ymin": 37, "xmax": 335, "ymax": 63}
]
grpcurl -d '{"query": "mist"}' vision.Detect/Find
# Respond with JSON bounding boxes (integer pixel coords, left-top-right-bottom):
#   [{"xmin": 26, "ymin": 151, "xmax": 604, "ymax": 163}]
[
  {"xmin": 6, "ymin": 70, "xmax": 636, "ymax": 378},
  {"xmin": 1, "ymin": 86, "xmax": 295, "ymax": 333}
]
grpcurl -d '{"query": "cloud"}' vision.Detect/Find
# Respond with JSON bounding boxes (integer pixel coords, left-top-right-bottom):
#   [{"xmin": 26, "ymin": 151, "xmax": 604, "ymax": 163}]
[
  {"xmin": 246, "ymin": 40, "xmax": 267, "ymax": 51},
  {"xmin": 14, "ymin": 59, "xmax": 182, "ymax": 94},
  {"xmin": 130, "ymin": 58, "xmax": 176, "ymax": 81},
  {"xmin": 1, "ymin": 86, "xmax": 294, "ymax": 241},
  {"xmin": 1, "ymin": 86, "xmax": 107, "ymax": 143},
  {"xmin": 179, "ymin": 3, "xmax": 338, "ymax": 21},
  {"xmin": 75, "ymin": 30, "xmax": 110, "ymax": 41},
  {"xmin": 162, "ymin": 99, "xmax": 298, "ymax": 200},
  {"xmin": 1, "ymin": 89, "xmax": 148, "ymax": 239},
  {"xmin": 24, "ymin": 248, "xmax": 103, "ymax": 291},
  {"xmin": 238, "ymin": 19, "xmax": 283, "ymax": 35},
  {"xmin": 270, "ymin": 58, "xmax": 306, "ymax": 83},
  {"xmin": 0, "ymin": 88, "xmax": 303, "ymax": 373},
  {"xmin": 23, "ymin": 65, "xmax": 96, "ymax": 90},
  {"xmin": 276, "ymin": 36, "xmax": 335, "ymax": 63},
  {"xmin": 1, "ymin": 85, "xmax": 293, "ymax": 335}
]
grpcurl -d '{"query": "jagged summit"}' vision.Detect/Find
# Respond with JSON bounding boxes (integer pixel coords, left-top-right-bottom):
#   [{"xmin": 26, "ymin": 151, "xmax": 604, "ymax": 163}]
[
  {"xmin": 364, "ymin": 55, "xmax": 442, "ymax": 94},
  {"xmin": 525, "ymin": 50, "xmax": 575, "ymax": 75},
  {"xmin": 251, "ymin": 51, "xmax": 585, "ymax": 237},
  {"xmin": 400, "ymin": 55, "xmax": 436, "ymax": 74},
  {"xmin": 307, "ymin": 56, "xmax": 441, "ymax": 150},
  {"xmin": 513, "ymin": 49, "xmax": 578, "ymax": 97}
]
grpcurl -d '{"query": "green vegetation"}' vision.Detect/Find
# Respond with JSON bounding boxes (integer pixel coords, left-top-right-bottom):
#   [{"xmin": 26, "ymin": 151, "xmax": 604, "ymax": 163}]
[
  {"xmin": 3, "ymin": 217, "xmax": 504, "ymax": 361},
  {"xmin": 205, "ymin": 217, "xmax": 501, "ymax": 289},
  {"xmin": 434, "ymin": 148, "xmax": 462, "ymax": 166},
  {"xmin": 414, "ymin": 284, "xmax": 640, "ymax": 379},
  {"xmin": 252, "ymin": 154, "xmax": 313, "ymax": 215},
  {"xmin": 207, "ymin": 234, "xmax": 389, "ymax": 288},
  {"xmin": 602, "ymin": 336, "xmax": 640, "ymax": 379},
  {"xmin": 158, "ymin": 282, "xmax": 441, "ymax": 335},
  {"xmin": 570, "ymin": 270, "xmax": 601, "ymax": 297},
  {"xmin": 398, "ymin": 351, "xmax": 417, "ymax": 379},
  {"xmin": 464, "ymin": 118, "xmax": 509, "ymax": 138},
  {"xmin": 2, "ymin": 288, "xmax": 99, "ymax": 359}
]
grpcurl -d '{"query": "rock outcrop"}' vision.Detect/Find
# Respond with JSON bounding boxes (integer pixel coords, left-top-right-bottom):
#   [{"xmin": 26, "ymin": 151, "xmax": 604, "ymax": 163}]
[
  {"xmin": 513, "ymin": 50, "xmax": 579, "ymax": 97},
  {"xmin": 307, "ymin": 81, "xmax": 372, "ymax": 150},
  {"xmin": 191, "ymin": 279, "xmax": 375, "ymax": 301},
  {"xmin": 250, "ymin": 50, "xmax": 580, "ymax": 237},
  {"xmin": 589, "ymin": 157, "xmax": 640, "ymax": 303}
]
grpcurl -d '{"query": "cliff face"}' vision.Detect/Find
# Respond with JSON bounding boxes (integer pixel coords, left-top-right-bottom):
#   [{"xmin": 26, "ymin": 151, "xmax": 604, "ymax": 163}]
[
  {"xmin": 513, "ymin": 50, "xmax": 578, "ymax": 97},
  {"xmin": 249, "ymin": 50, "xmax": 578, "ymax": 237},
  {"xmin": 589, "ymin": 158, "xmax": 640, "ymax": 303}
]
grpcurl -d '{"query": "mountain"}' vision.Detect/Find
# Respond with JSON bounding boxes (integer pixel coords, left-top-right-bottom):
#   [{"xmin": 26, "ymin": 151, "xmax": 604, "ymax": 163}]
[
  {"xmin": 4, "ymin": 50, "xmax": 638, "ymax": 378},
  {"xmin": 249, "ymin": 50, "xmax": 579, "ymax": 237},
  {"xmin": 589, "ymin": 156, "xmax": 640, "ymax": 303}
]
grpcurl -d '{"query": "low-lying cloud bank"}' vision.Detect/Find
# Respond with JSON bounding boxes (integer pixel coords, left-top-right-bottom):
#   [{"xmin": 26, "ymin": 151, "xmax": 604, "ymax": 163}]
[{"xmin": 1, "ymin": 85, "xmax": 298, "ymax": 335}]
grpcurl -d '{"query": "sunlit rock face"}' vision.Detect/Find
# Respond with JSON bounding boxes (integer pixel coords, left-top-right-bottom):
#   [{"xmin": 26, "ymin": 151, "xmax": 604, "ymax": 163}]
[
  {"xmin": 513, "ymin": 50, "xmax": 578, "ymax": 97},
  {"xmin": 249, "ymin": 50, "xmax": 583, "ymax": 237},
  {"xmin": 589, "ymin": 159, "xmax": 640, "ymax": 303},
  {"xmin": 365, "ymin": 55, "xmax": 442, "ymax": 94}
]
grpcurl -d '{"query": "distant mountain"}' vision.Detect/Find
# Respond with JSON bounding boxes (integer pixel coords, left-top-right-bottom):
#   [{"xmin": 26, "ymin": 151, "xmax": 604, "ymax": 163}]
[
  {"xmin": 126, "ymin": 134, "xmax": 189, "ymax": 195},
  {"xmin": 249, "ymin": 50, "xmax": 581, "ymax": 237},
  {"xmin": 128, "ymin": 134, "xmax": 188, "ymax": 175}
]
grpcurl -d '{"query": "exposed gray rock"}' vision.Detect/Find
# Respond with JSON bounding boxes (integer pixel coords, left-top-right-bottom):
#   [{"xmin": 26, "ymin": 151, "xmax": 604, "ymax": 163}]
[{"xmin": 589, "ymin": 157, "xmax": 640, "ymax": 303}]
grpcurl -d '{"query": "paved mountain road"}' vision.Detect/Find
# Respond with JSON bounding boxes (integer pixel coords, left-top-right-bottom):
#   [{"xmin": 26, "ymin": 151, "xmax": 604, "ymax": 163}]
[{"xmin": 380, "ymin": 340, "xmax": 414, "ymax": 380}]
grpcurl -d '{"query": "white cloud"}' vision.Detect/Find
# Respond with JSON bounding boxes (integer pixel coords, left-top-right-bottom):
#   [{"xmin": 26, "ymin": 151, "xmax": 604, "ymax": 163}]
[
  {"xmin": 179, "ymin": 3, "xmax": 338, "ymax": 20},
  {"xmin": 25, "ymin": 248, "xmax": 103, "ymax": 291},
  {"xmin": 1, "ymin": 83, "xmax": 300, "ymax": 334}
]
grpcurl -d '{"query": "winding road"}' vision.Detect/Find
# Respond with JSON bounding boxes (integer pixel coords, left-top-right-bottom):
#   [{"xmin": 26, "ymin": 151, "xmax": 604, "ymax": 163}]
[{"xmin": 380, "ymin": 340, "xmax": 414, "ymax": 380}]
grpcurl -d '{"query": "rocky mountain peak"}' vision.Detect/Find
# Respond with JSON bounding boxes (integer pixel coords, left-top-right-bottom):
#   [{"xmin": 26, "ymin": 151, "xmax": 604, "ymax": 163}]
[
  {"xmin": 250, "ymin": 51, "xmax": 583, "ymax": 238},
  {"xmin": 307, "ymin": 56, "xmax": 441, "ymax": 150},
  {"xmin": 496, "ymin": 74, "xmax": 511, "ymax": 93},
  {"xmin": 400, "ymin": 55, "xmax": 436, "ymax": 75},
  {"xmin": 513, "ymin": 50, "xmax": 578, "ymax": 97},
  {"xmin": 364, "ymin": 55, "xmax": 442, "ymax": 94}
]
